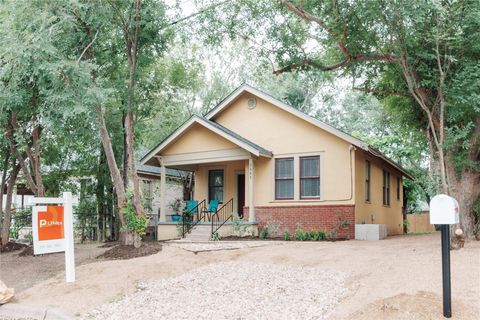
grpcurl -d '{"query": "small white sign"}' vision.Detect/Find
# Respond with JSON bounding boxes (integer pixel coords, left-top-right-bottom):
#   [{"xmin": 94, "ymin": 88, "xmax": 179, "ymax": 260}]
[{"xmin": 430, "ymin": 194, "xmax": 459, "ymax": 225}]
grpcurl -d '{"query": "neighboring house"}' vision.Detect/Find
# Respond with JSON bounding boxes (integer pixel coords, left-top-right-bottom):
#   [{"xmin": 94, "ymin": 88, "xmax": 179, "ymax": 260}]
[
  {"xmin": 137, "ymin": 163, "xmax": 185, "ymax": 218},
  {"xmin": 141, "ymin": 84, "xmax": 413, "ymax": 240}
]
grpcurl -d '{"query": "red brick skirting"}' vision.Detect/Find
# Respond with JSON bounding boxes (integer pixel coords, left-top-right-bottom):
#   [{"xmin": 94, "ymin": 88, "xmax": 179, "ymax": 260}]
[{"xmin": 243, "ymin": 205, "xmax": 355, "ymax": 239}]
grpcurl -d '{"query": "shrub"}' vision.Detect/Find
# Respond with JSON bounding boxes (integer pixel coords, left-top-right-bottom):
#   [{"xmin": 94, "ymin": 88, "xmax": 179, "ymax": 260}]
[
  {"xmin": 211, "ymin": 232, "xmax": 221, "ymax": 241},
  {"xmin": 283, "ymin": 229, "xmax": 291, "ymax": 241},
  {"xmin": 294, "ymin": 229, "xmax": 325, "ymax": 241},
  {"xmin": 295, "ymin": 229, "xmax": 305, "ymax": 241},
  {"xmin": 264, "ymin": 220, "xmax": 281, "ymax": 237},
  {"xmin": 259, "ymin": 227, "xmax": 269, "ymax": 239}
]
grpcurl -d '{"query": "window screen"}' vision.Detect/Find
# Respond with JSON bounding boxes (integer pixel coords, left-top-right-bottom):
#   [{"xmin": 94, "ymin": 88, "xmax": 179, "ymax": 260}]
[
  {"xmin": 275, "ymin": 158, "xmax": 294, "ymax": 199},
  {"xmin": 383, "ymin": 170, "xmax": 390, "ymax": 206},
  {"xmin": 300, "ymin": 156, "xmax": 320, "ymax": 198},
  {"xmin": 365, "ymin": 160, "xmax": 371, "ymax": 202}
]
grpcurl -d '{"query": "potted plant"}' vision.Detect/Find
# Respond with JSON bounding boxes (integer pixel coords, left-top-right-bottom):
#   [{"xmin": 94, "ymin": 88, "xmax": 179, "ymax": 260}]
[{"xmin": 170, "ymin": 198, "xmax": 182, "ymax": 222}]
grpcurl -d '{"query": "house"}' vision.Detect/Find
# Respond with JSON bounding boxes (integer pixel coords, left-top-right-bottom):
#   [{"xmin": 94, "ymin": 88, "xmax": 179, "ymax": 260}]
[{"xmin": 141, "ymin": 84, "xmax": 413, "ymax": 240}]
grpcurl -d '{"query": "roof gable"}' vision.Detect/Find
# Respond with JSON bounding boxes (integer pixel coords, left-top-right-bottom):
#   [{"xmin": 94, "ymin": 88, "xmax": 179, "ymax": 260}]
[
  {"xmin": 141, "ymin": 115, "xmax": 272, "ymax": 166},
  {"xmin": 205, "ymin": 84, "xmax": 413, "ymax": 179}
]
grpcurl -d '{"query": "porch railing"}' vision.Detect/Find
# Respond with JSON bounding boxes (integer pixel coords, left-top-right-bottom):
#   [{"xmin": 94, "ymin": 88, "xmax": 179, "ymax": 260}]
[
  {"xmin": 211, "ymin": 198, "xmax": 234, "ymax": 236},
  {"xmin": 181, "ymin": 199, "xmax": 207, "ymax": 238}
]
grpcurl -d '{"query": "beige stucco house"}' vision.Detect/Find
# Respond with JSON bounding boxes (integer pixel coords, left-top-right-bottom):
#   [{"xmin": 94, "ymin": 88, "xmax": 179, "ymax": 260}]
[{"xmin": 141, "ymin": 84, "xmax": 413, "ymax": 240}]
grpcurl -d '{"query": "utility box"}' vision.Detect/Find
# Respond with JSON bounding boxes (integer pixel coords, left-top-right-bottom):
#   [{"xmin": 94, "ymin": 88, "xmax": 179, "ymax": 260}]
[
  {"xmin": 355, "ymin": 224, "xmax": 387, "ymax": 240},
  {"xmin": 430, "ymin": 194, "xmax": 459, "ymax": 225}
]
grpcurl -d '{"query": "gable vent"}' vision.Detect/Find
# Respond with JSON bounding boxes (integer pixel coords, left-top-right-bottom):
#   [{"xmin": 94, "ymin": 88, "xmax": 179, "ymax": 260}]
[{"xmin": 247, "ymin": 97, "xmax": 257, "ymax": 109}]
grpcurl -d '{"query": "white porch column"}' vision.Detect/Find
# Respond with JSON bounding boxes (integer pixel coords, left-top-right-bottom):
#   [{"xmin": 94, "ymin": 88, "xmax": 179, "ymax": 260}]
[
  {"xmin": 158, "ymin": 157, "xmax": 167, "ymax": 222},
  {"xmin": 248, "ymin": 157, "xmax": 255, "ymax": 222}
]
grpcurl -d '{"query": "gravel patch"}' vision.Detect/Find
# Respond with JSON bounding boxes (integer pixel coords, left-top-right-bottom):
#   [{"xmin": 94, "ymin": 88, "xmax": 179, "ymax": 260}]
[
  {"xmin": 166, "ymin": 240, "xmax": 286, "ymax": 252},
  {"xmin": 85, "ymin": 262, "xmax": 348, "ymax": 320}
]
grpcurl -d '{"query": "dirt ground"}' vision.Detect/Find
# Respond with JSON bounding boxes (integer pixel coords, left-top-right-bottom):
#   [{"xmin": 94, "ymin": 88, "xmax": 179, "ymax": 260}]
[{"xmin": 1, "ymin": 233, "xmax": 479, "ymax": 319}]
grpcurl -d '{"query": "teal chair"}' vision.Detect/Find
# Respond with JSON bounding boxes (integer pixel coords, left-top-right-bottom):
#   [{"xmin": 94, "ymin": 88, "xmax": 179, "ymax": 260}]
[
  {"xmin": 202, "ymin": 199, "xmax": 219, "ymax": 221},
  {"xmin": 184, "ymin": 200, "xmax": 198, "ymax": 214}
]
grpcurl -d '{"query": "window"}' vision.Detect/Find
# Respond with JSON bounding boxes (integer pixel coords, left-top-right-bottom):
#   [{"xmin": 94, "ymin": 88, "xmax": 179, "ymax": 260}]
[
  {"xmin": 208, "ymin": 170, "xmax": 224, "ymax": 203},
  {"xmin": 275, "ymin": 158, "xmax": 294, "ymax": 199},
  {"xmin": 365, "ymin": 160, "xmax": 371, "ymax": 202},
  {"xmin": 397, "ymin": 177, "xmax": 401, "ymax": 201},
  {"xmin": 382, "ymin": 169, "xmax": 390, "ymax": 206},
  {"xmin": 300, "ymin": 156, "xmax": 320, "ymax": 199}
]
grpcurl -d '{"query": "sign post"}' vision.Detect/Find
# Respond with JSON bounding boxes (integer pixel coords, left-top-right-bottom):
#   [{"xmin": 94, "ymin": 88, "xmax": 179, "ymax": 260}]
[
  {"xmin": 31, "ymin": 192, "xmax": 75, "ymax": 283},
  {"xmin": 430, "ymin": 194, "xmax": 459, "ymax": 318}
]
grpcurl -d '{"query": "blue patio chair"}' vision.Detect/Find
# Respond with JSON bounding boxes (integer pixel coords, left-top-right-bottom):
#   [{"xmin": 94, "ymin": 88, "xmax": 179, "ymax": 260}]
[
  {"xmin": 201, "ymin": 199, "xmax": 219, "ymax": 221},
  {"xmin": 184, "ymin": 200, "xmax": 198, "ymax": 214}
]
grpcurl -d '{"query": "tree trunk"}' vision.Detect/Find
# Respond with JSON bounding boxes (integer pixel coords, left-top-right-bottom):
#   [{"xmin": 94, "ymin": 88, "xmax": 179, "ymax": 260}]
[
  {"xmin": 448, "ymin": 168, "xmax": 480, "ymax": 239},
  {"xmin": 96, "ymin": 106, "xmax": 127, "ymax": 227},
  {"xmin": 1, "ymin": 161, "xmax": 20, "ymax": 246},
  {"xmin": 0, "ymin": 153, "xmax": 10, "ymax": 232}
]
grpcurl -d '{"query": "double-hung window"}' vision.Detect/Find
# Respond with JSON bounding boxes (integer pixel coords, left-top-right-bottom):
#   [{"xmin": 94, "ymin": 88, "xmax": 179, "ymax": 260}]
[
  {"xmin": 397, "ymin": 176, "xmax": 401, "ymax": 201},
  {"xmin": 365, "ymin": 160, "xmax": 371, "ymax": 202},
  {"xmin": 382, "ymin": 169, "xmax": 390, "ymax": 206},
  {"xmin": 300, "ymin": 156, "xmax": 320, "ymax": 199},
  {"xmin": 275, "ymin": 158, "xmax": 294, "ymax": 199}
]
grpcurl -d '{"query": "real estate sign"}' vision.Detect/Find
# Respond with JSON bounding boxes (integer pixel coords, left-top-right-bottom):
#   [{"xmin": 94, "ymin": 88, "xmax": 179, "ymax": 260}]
[
  {"xmin": 31, "ymin": 192, "xmax": 76, "ymax": 283},
  {"xmin": 33, "ymin": 205, "xmax": 65, "ymax": 253}
]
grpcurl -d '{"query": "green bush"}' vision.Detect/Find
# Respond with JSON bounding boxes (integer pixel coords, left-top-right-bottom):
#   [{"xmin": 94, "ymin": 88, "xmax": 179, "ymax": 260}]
[
  {"xmin": 283, "ymin": 229, "xmax": 291, "ymax": 241},
  {"xmin": 294, "ymin": 229, "xmax": 325, "ymax": 241},
  {"xmin": 295, "ymin": 229, "xmax": 305, "ymax": 241},
  {"xmin": 259, "ymin": 227, "xmax": 269, "ymax": 239},
  {"xmin": 211, "ymin": 232, "xmax": 221, "ymax": 241}
]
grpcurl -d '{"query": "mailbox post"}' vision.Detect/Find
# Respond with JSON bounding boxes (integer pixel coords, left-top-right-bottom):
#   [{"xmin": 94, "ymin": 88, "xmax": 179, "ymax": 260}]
[{"xmin": 430, "ymin": 194, "xmax": 459, "ymax": 318}]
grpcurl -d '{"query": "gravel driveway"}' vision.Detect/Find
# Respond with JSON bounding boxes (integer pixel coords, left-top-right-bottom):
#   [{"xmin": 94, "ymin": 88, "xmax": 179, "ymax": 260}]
[{"xmin": 86, "ymin": 262, "xmax": 347, "ymax": 320}]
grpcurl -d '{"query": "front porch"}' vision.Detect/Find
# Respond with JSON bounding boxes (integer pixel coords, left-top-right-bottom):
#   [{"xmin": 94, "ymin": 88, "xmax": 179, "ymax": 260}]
[
  {"xmin": 140, "ymin": 116, "xmax": 273, "ymax": 240},
  {"xmin": 156, "ymin": 158, "xmax": 258, "ymax": 241}
]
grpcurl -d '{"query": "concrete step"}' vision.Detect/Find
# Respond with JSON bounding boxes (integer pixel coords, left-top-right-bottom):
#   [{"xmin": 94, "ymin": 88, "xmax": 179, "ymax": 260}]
[{"xmin": 185, "ymin": 225, "xmax": 212, "ymax": 241}]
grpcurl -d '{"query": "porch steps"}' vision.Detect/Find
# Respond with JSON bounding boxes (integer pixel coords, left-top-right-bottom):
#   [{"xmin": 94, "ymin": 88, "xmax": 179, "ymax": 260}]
[{"xmin": 185, "ymin": 225, "xmax": 212, "ymax": 241}]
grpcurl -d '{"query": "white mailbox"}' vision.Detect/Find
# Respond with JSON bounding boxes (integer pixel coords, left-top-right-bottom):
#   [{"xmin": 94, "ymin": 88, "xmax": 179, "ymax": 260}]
[{"xmin": 430, "ymin": 194, "xmax": 459, "ymax": 225}]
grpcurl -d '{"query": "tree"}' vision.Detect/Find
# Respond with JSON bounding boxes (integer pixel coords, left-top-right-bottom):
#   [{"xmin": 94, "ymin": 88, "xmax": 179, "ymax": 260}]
[{"xmin": 205, "ymin": 0, "xmax": 479, "ymax": 238}]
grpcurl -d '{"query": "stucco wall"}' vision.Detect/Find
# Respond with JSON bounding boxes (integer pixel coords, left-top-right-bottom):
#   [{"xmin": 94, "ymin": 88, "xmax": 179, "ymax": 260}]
[
  {"xmin": 354, "ymin": 150, "xmax": 404, "ymax": 235},
  {"xmin": 162, "ymin": 122, "xmax": 237, "ymax": 155},
  {"xmin": 213, "ymin": 93, "xmax": 355, "ymax": 207}
]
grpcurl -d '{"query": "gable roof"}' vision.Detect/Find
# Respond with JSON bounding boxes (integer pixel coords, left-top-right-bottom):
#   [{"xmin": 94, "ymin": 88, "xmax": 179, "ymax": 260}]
[
  {"xmin": 140, "ymin": 115, "xmax": 272, "ymax": 165},
  {"xmin": 205, "ymin": 84, "xmax": 414, "ymax": 180}
]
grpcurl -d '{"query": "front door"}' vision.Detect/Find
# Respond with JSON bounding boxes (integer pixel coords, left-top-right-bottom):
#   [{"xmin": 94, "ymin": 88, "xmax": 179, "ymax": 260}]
[{"xmin": 237, "ymin": 174, "xmax": 245, "ymax": 218}]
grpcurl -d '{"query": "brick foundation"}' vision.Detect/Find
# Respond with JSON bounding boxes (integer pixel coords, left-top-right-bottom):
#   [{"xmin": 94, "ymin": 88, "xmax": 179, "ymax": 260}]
[{"xmin": 243, "ymin": 205, "xmax": 355, "ymax": 239}]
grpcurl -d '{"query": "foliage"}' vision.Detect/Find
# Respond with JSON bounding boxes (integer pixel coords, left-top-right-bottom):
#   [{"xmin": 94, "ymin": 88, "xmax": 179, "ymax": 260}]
[
  {"xmin": 211, "ymin": 232, "xmax": 221, "ymax": 241},
  {"xmin": 283, "ymin": 229, "xmax": 291, "ymax": 241},
  {"xmin": 294, "ymin": 229, "xmax": 325, "ymax": 241},
  {"xmin": 259, "ymin": 227, "xmax": 269, "ymax": 239},
  {"xmin": 9, "ymin": 208, "xmax": 32, "ymax": 241},
  {"xmin": 403, "ymin": 219, "xmax": 410, "ymax": 234},
  {"xmin": 121, "ymin": 192, "xmax": 149, "ymax": 236},
  {"xmin": 263, "ymin": 220, "xmax": 281, "ymax": 238},
  {"xmin": 169, "ymin": 198, "xmax": 183, "ymax": 214}
]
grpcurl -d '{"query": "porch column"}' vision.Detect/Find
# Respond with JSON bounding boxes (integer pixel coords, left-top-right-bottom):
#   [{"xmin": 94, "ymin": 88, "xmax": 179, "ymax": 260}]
[
  {"xmin": 248, "ymin": 157, "xmax": 255, "ymax": 222},
  {"xmin": 158, "ymin": 157, "xmax": 167, "ymax": 222}
]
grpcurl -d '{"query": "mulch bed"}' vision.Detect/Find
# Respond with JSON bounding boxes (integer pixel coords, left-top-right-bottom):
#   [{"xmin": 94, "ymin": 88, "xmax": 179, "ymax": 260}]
[
  {"xmin": 221, "ymin": 236, "xmax": 283, "ymax": 241},
  {"xmin": 0, "ymin": 241, "xmax": 28, "ymax": 253},
  {"xmin": 98, "ymin": 241, "xmax": 120, "ymax": 248},
  {"xmin": 97, "ymin": 242, "xmax": 162, "ymax": 260},
  {"xmin": 18, "ymin": 246, "xmax": 34, "ymax": 256}
]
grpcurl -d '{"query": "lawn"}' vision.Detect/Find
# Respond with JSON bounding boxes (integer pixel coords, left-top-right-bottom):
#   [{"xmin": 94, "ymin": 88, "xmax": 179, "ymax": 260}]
[{"xmin": 1, "ymin": 233, "xmax": 479, "ymax": 319}]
